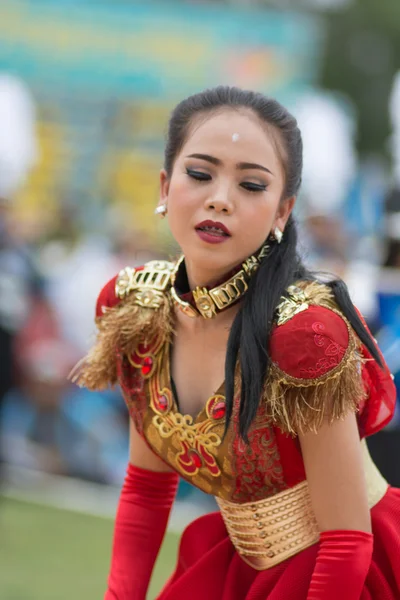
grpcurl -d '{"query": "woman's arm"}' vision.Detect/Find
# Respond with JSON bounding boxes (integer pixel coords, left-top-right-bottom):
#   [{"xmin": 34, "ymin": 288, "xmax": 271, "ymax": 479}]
[
  {"xmin": 299, "ymin": 413, "xmax": 373, "ymax": 599},
  {"xmin": 299, "ymin": 412, "xmax": 371, "ymax": 533},
  {"xmin": 105, "ymin": 420, "xmax": 179, "ymax": 600},
  {"xmin": 128, "ymin": 418, "xmax": 175, "ymax": 472}
]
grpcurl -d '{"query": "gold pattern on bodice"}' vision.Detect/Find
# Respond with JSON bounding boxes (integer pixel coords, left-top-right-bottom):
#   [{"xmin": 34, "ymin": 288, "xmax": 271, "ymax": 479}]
[
  {"xmin": 122, "ymin": 328, "xmax": 286, "ymax": 502},
  {"xmin": 129, "ymin": 339, "xmax": 234, "ymax": 498}
]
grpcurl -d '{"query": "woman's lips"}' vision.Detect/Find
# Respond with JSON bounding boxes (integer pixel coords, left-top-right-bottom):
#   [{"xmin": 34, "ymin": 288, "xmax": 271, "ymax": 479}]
[
  {"xmin": 194, "ymin": 220, "xmax": 231, "ymax": 244},
  {"xmin": 195, "ymin": 220, "xmax": 231, "ymax": 236},
  {"xmin": 195, "ymin": 229, "xmax": 230, "ymax": 244}
]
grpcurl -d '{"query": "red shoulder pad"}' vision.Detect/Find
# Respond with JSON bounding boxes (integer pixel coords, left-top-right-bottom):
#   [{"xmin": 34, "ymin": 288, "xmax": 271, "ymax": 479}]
[
  {"xmin": 95, "ymin": 266, "xmax": 145, "ymax": 319},
  {"xmin": 270, "ymin": 305, "xmax": 350, "ymax": 380},
  {"xmin": 95, "ymin": 275, "xmax": 120, "ymax": 318}
]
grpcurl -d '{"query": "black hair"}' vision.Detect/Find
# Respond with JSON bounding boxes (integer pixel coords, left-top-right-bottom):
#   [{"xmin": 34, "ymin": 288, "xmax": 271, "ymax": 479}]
[{"xmin": 165, "ymin": 86, "xmax": 382, "ymax": 441}]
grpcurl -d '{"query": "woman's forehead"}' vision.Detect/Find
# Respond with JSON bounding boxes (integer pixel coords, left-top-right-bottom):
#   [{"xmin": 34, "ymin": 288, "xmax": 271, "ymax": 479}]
[{"xmin": 181, "ymin": 110, "xmax": 283, "ymax": 168}]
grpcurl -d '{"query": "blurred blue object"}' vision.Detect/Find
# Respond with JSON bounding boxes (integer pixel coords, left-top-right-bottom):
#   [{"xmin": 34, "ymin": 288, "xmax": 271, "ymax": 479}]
[
  {"xmin": 375, "ymin": 284, "xmax": 400, "ymax": 427},
  {"xmin": 58, "ymin": 387, "xmax": 129, "ymax": 484},
  {"xmin": 1, "ymin": 385, "xmax": 130, "ymax": 484},
  {"xmin": 378, "ymin": 291, "xmax": 400, "ymax": 333}
]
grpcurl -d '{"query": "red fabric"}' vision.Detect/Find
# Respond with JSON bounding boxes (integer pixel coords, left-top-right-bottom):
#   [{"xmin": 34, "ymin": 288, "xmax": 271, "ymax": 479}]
[
  {"xmin": 270, "ymin": 305, "xmax": 349, "ymax": 380},
  {"xmin": 306, "ymin": 530, "xmax": 373, "ymax": 599},
  {"xmin": 95, "ymin": 267, "xmax": 146, "ymax": 318},
  {"xmin": 96, "ymin": 275, "xmax": 120, "ymax": 318},
  {"xmin": 355, "ymin": 312, "xmax": 396, "ymax": 438},
  {"xmin": 269, "ymin": 305, "xmax": 397, "ymax": 440},
  {"xmin": 158, "ymin": 487, "xmax": 400, "ymax": 600},
  {"xmin": 105, "ymin": 463, "xmax": 178, "ymax": 600}
]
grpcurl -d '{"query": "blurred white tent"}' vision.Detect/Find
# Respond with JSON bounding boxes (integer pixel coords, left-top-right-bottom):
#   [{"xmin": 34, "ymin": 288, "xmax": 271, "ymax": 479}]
[
  {"xmin": 389, "ymin": 70, "xmax": 400, "ymax": 188},
  {"xmin": 0, "ymin": 74, "xmax": 38, "ymax": 201},
  {"xmin": 293, "ymin": 90, "xmax": 381, "ymax": 320},
  {"xmin": 294, "ymin": 91, "xmax": 357, "ymax": 217}
]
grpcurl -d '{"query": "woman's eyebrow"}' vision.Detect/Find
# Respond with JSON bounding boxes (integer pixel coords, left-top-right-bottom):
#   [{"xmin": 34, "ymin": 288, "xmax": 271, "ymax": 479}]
[
  {"xmin": 187, "ymin": 153, "xmax": 220, "ymax": 165},
  {"xmin": 186, "ymin": 153, "xmax": 273, "ymax": 175},
  {"xmin": 237, "ymin": 162, "xmax": 273, "ymax": 175}
]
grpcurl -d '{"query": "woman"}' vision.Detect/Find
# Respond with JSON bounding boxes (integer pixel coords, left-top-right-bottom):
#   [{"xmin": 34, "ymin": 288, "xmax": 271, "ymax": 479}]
[{"xmin": 74, "ymin": 87, "xmax": 399, "ymax": 599}]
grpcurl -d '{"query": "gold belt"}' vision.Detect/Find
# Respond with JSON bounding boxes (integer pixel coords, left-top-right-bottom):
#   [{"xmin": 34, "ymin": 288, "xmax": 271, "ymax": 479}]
[{"xmin": 216, "ymin": 440, "xmax": 388, "ymax": 570}]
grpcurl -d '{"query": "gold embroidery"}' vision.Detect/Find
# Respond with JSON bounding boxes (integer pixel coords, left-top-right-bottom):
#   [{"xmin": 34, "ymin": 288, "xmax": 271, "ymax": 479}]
[
  {"xmin": 115, "ymin": 261, "xmax": 174, "ymax": 301},
  {"xmin": 114, "ymin": 266, "xmax": 136, "ymax": 300},
  {"xmin": 134, "ymin": 289, "xmax": 164, "ymax": 309},
  {"xmin": 276, "ymin": 285, "xmax": 309, "ymax": 326},
  {"xmin": 152, "ymin": 400, "xmax": 223, "ymax": 477},
  {"xmin": 142, "ymin": 343, "xmax": 226, "ymax": 480}
]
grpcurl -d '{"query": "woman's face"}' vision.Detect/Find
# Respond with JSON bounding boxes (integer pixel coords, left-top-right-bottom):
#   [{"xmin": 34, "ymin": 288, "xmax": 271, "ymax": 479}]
[{"xmin": 160, "ymin": 109, "xmax": 295, "ymax": 284}]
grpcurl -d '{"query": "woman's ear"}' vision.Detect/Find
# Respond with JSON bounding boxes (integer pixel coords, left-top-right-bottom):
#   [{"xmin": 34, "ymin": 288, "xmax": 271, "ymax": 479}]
[
  {"xmin": 275, "ymin": 196, "xmax": 296, "ymax": 232},
  {"xmin": 159, "ymin": 169, "xmax": 170, "ymax": 205}
]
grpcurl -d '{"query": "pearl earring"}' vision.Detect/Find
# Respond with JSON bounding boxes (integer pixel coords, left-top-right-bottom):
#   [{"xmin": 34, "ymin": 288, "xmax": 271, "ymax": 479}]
[
  {"xmin": 273, "ymin": 227, "xmax": 283, "ymax": 244},
  {"xmin": 154, "ymin": 204, "xmax": 167, "ymax": 218}
]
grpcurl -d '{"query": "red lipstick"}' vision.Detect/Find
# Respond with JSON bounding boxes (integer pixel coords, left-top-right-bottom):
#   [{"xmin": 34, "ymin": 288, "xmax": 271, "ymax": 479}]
[{"xmin": 195, "ymin": 220, "xmax": 231, "ymax": 245}]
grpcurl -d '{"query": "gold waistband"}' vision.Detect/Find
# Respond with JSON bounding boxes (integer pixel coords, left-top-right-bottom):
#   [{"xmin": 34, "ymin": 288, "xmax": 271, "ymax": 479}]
[{"xmin": 216, "ymin": 440, "xmax": 388, "ymax": 570}]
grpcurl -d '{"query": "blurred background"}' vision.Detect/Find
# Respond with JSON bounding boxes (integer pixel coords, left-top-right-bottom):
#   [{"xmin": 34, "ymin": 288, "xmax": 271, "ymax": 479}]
[{"xmin": 0, "ymin": 0, "xmax": 399, "ymax": 598}]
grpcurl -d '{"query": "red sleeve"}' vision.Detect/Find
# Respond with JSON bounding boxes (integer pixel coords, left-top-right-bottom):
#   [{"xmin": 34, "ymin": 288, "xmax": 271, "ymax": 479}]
[
  {"xmin": 95, "ymin": 275, "xmax": 120, "ymax": 319},
  {"xmin": 266, "ymin": 305, "xmax": 365, "ymax": 435},
  {"xmin": 268, "ymin": 304, "xmax": 397, "ymax": 437},
  {"xmin": 355, "ymin": 311, "xmax": 397, "ymax": 437}
]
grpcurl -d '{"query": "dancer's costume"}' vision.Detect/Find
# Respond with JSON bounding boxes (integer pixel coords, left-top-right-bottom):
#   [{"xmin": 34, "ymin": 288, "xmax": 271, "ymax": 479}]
[{"xmin": 74, "ymin": 252, "xmax": 399, "ymax": 600}]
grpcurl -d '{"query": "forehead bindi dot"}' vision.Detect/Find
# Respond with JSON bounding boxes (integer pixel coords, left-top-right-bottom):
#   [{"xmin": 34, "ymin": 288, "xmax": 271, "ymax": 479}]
[{"xmin": 232, "ymin": 133, "xmax": 240, "ymax": 142}]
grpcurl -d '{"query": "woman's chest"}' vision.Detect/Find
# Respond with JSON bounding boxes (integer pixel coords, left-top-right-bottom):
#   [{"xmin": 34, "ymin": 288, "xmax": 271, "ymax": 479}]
[
  {"xmin": 170, "ymin": 326, "xmax": 229, "ymax": 417},
  {"xmin": 118, "ymin": 341, "xmax": 305, "ymax": 502}
]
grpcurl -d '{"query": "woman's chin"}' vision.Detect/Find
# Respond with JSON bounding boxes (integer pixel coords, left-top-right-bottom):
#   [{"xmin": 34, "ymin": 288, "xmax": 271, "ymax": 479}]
[{"xmin": 186, "ymin": 250, "xmax": 244, "ymax": 278}]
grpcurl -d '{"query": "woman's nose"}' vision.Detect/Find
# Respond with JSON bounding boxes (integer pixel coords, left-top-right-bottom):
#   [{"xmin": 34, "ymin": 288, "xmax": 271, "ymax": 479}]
[{"xmin": 205, "ymin": 187, "xmax": 233, "ymax": 214}]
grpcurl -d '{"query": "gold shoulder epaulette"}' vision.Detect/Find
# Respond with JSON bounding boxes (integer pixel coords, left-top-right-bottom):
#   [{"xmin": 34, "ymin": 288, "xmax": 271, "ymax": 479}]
[
  {"xmin": 276, "ymin": 280, "xmax": 337, "ymax": 326},
  {"xmin": 115, "ymin": 260, "xmax": 175, "ymax": 309}
]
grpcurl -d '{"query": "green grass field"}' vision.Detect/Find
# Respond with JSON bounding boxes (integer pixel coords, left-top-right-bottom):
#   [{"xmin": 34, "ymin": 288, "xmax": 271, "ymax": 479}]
[{"xmin": 0, "ymin": 498, "xmax": 180, "ymax": 600}]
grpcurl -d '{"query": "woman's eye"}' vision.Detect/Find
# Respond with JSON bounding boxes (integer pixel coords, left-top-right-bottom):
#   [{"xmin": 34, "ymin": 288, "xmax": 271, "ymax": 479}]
[
  {"xmin": 186, "ymin": 169, "xmax": 211, "ymax": 181},
  {"xmin": 241, "ymin": 182, "xmax": 267, "ymax": 193}
]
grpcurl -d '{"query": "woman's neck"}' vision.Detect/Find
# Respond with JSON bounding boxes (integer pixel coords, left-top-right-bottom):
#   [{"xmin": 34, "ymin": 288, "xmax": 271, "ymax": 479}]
[
  {"xmin": 174, "ymin": 300, "xmax": 240, "ymax": 333},
  {"xmin": 184, "ymin": 256, "xmax": 240, "ymax": 290}
]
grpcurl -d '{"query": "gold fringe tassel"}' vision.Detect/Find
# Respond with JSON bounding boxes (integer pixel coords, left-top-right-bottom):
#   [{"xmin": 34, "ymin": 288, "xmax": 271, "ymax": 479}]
[{"xmin": 69, "ymin": 292, "xmax": 174, "ymax": 390}]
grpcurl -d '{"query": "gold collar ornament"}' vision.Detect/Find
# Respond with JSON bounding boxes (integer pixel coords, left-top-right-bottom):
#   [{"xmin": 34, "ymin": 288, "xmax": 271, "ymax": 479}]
[{"xmin": 171, "ymin": 243, "xmax": 270, "ymax": 319}]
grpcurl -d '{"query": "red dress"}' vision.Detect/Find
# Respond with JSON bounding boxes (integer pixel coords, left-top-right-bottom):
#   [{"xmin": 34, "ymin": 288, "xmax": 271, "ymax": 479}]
[{"xmin": 78, "ymin": 263, "xmax": 400, "ymax": 599}]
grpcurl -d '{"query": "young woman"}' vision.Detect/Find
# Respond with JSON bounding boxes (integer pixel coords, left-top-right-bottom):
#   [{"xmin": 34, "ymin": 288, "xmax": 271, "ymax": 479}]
[{"xmin": 74, "ymin": 87, "xmax": 399, "ymax": 600}]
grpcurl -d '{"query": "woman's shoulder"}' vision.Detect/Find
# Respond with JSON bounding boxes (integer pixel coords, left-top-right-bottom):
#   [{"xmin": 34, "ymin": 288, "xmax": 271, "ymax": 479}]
[
  {"xmin": 270, "ymin": 279, "xmax": 353, "ymax": 382},
  {"xmin": 266, "ymin": 278, "xmax": 397, "ymax": 437},
  {"xmin": 71, "ymin": 259, "xmax": 175, "ymax": 391},
  {"xmin": 265, "ymin": 279, "xmax": 366, "ymax": 435},
  {"xmin": 95, "ymin": 259, "xmax": 176, "ymax": 318}
]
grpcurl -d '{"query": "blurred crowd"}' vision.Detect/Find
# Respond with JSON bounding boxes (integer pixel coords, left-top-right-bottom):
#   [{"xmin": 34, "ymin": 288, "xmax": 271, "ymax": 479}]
[{"xmin": 0, "ymin": 66, "xmax": 399, "ymax": 489}]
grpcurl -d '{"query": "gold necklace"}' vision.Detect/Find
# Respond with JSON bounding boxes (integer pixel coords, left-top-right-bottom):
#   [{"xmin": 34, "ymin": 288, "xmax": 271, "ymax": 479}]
[{"xmin": 170, "ymin": 243, "xmax": 270, "ymax": 319}]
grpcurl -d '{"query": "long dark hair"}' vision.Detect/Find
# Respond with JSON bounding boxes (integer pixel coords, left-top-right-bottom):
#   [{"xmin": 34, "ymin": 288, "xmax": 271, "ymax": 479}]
[{"xmin": 164, "ymin": 86, "xmax": 382, "ymax": 441}]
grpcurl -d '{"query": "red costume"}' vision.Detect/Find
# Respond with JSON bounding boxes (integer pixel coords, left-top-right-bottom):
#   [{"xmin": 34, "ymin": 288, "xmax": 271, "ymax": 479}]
[{"xmin": 74, "ymin": 258, "xmax": 399, "ymax": 600}]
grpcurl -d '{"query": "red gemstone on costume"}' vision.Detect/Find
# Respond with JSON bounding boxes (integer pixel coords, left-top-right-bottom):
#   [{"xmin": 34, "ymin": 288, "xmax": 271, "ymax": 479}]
[
  {"xmin": 157, "ymin": 395, "xmax": 169, "ymax": 412},
  {"xmin": 211, "ymin": 401, "xmax": 226, "ymax": 419},
  {"xmin": 141, "ymin": 356, "xmax": 153, "ymax": 376},
  {"xmin": 189, "ymin": 450, "xmax": 202, "ymax": 469}
]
